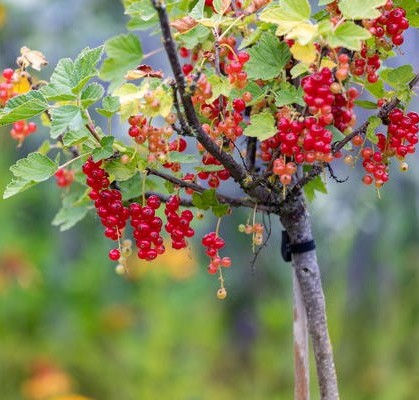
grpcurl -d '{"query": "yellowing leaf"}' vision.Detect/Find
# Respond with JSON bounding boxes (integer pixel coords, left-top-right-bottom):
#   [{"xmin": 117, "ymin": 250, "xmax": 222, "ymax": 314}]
[
  {"xmin": 213, "ymin": 0, "xmax": 231, "ymax": 14},
  {"xmin": 18, "ymin": 47, "xmax": 48, "ymax": 71},
  {"xmin": 284, "ymin": 22, "xmax": 318, "ymax": 46},
  {"xmin": 290, "ymin": 42, "xmax": 317, "ymax": 65},
  {"xmin": 140, "ymin": 86, "xmax": 173, "ymax": 118},
  {"xmin": 320, "ymin": 57, "xmax": 337, "ymax": 70},
  {"xmin": 12, "ymin": 71, "xmax": 32, "ymax": 95},
  {"xmin": 113, "ymin": 83, "xmax": 144, "ymax": 121}
]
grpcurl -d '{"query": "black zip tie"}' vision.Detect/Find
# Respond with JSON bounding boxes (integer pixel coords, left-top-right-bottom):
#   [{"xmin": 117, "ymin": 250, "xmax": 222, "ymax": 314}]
[{"xmin": 281, "ymin": 230, "xmax": 316, "ymax": 262}]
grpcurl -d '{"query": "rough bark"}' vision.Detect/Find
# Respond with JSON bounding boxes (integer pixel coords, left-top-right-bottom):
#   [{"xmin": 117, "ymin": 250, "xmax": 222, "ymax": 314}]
[
  {"xmin": 293, "ymin": 268, "xmax": 310, "ymax": 400},
  {"xmin": 280, "ymin": 195, "xmax": 339, "ymax": 400}
]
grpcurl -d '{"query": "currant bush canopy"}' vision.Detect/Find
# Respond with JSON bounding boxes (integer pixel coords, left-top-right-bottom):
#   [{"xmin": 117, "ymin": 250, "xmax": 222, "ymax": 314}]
[{"xmin": 0, "ymin": 0, "xmax": 418, "ymax": 298}]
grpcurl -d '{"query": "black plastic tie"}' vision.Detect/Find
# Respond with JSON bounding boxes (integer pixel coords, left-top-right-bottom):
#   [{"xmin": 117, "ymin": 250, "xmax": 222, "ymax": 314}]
[{"xmin": 281, "ymin": 230, "xmax": 316, "ymax": 263}]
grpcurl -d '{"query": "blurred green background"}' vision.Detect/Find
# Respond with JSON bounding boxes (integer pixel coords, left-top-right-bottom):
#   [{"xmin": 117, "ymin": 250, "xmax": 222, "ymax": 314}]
[{"xmin": 1, "ymin": 1, "xmax": 419, "ymax": 399}]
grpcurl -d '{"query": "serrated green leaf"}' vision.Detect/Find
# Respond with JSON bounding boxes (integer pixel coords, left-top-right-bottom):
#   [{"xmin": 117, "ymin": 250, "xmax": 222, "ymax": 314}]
[
  {"xmin": 125, "ymin": 0, "xmax": 158, "ymax": 30},
  {"xmin": 10, "ymin": 152, "xmax": 58, "ymax": 182},
  {"xmin": 192, "ymin": 189, "xmax": 221, "ymax": 211},
  {"xmin": 104, "ymin": 159, "xmax": 137, "ymax": 181},
  {"xmin": 338, "ymin": 0, "xmax": 387, "ymax": 20},
  {"xmin": 365, "ymin": 80, "xmax": 385, "ymax": 98},
  {"xmin": 290, "ymin": 63, "xmax": 309, "ymax": 78},
  {"xmin": 3, "ymin": 179, "xmax": 38, "ymax": 200},
  {"xmin": 177, "ymin": 24, "xmax": 211, "ymax": 49},
  {"xmin": 366, "ymin": 116, "xmax": 381, "ymax": 144},
  {"xmin": 303, "ymin": 175, "xmax": 328, "ymax": 202},
  {"xmin": 119, "ymin": 172, "xmax": 142, "ymax": 200},
  {"xmin": 274, "ymin": 82, "xmax": 304, "ymax": 107},
  {"xmin": 169, "ymin": 153, "xmax": 197, "ymax": 164},
  {"xmin": 326, "ymin": 21, "xmax": 371, "ymax": 51},
  {"xmin": 206, "ymin": 74, "xmax": 232, "ymax": 103},
  {"xmin": 48, "ymin": 47, "xmax": 103, "ymax": 96},
  {"xmin": 39, "ymin": 83, "xmax": 77, "ymax": 102},
  {"xmin": 195, "ymin": 165, "xmax": 225, "ymax": 173},
  {"xmin": 0, "ymin": 91, "xmax": 48, "ymax": 126},
  {"xmin": 62, "ymin": 128, "xmax": 91, "ymax": 147},
  {"xmin": 190, "ymin": 0, "xmax": 205, "ymax": 19},
  {"xmin": 354, "ymin": 100, "xmax": 378, "ymax": 109},
  {"xmin": 100, "ymin": 33, "xmax": 143, "ymax": 91},
  {"xmin": 238, "ymin": 29, "xmax": 262, "ymax": 50},
  {"xmin": 244, "ymin": 112, "xmax": 276, "ymax": 141},
  {"xmin": 92, "ymin": 136, "xmax": 115, "ymax": 162},
  {"xmin": 52, "ymin": 192, "xmax": 90, "ymax": 231},
  {"xmin": 245, "ymin": 33, "xmax": 291, "ymax": 80},
  {"xmin": 72, "ymin": 46, "xmax": 104, "ymax": 94},
  {"xmin": 96, "ymin": 96, "xmax": 120, "ymax": 117},
  {"xmin": 80, "ymin": 83, "xmax": 105, "ymax": 107},
  {"xmin": 380, "ymin": 65, "xmax": 415, "ymax": 89},
  {"xmin": 212, "ymin": 203, "xmax": 230, "ymax": 217},
  {"xmin": 50, "ymin": 105, "xmax": 84, "ymax": 139}
]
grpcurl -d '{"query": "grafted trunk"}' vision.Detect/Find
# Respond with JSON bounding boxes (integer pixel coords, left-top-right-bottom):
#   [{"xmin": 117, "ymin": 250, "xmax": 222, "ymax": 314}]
[{"xmin": 280, "ymin": 195, "xmax": 339, "ymax": 400}]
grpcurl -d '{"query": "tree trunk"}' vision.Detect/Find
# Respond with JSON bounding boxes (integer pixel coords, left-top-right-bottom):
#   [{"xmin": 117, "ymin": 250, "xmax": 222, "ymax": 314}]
[
  {"xmin": 280, "ymin": 194, "xmax": 339, "ymax": 400},
  {"xmin": 293, "ymin": 268, "xmax": 310, "ymax": 400}
]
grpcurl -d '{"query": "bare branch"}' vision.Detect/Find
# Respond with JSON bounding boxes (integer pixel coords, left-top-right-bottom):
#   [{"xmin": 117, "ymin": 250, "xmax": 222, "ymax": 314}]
[{"xmin": 146, "ymin": 167, "xmax": 278, "ymax": 212}]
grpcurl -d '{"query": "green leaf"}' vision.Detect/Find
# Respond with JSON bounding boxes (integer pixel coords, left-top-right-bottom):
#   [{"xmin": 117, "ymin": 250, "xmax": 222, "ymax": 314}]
[
  {"xmin": 303, "ymin": 176, "xmax": 328, "ymax": 202},
  {"xmin": 274, "ymin": 82, "xmax": 304, "ymax": 107},
  {"xmin": 50, "ymin": 105, "xmax": 84, "ymax": 139},
  {"xmin": 125, "ymin": 0, "xmax": 158, "ymax": 31},
  {"xmin": 3, "ymin": 179, "xmax": 38, "ymax": 200},
  {"xmin": 96, "ymin": 96, "xmax": 120, "ymax": 117},
  {"xmin": 178, "ymin": 24, "xmax": 211, "ymax": 49},
  {"xmin": 190, "ymin": 0, "xmax": 205, "ymax": 19},
  {"xmin": 212, "ymin": 203, "xmax": 230, "ymax": 218},
  {"xmin": 318, "ymin": 0, "xmax": 334, "ymax": 5},
  {"xmin": 238, "ymin": 29, "xmax": 262, "ymax": 50},
  {"xmin": 206, "ymin": 74, "xmax": 232, "ymax": 103},
  {"xmin": 52, "ymin": 192, "xmax": 90, "ymax": 231},
  {"xmin": 380, "ymin": 65, "xmax": 415, "ymax": 89},
  {"xmin": 245, "ymin": 33, "xmax": 291, "ymax": 80},
  {"xmin": 326, "ymin": 21, "xmax": 371, "ymax": 51},
  {"xmin": 338, "ymin": 0, "xmax": 387, "ymax": 20},
  {"xmin": 3, "ymin": 152, "xmax": 58, "ymax": 199},
  {"xmin": 100, "ymin": 33, "xmax": 143, "ymax": 91},
  {"xmin": 195, "ymin": 165, "xmax": 225, "ymax": 173},
  {"xmin": 213, "ymin": 0, "xmax": 231, "ymax": 14},
  {"xmin": 80, "ymin": 83, "xmax": 105, "ymax": 107},
  {"xmin": 169, "ymin": 153, "xmax": 197, "ymax": 164},
  {"xmin": 365, "ymin": 80, "xmax": 385, "ymax": 98},
  {"xmin": 366, "ymin": 116, "xmax": 381, "ymax": 144},
  {"xmin": 119, "ymin": 173, "xmax": 142, "ymax": 200},
  {"xmin": 39, "ymin": 83, "xmax": 77, "ymax": 102},
  {"xmin": 354, "ymin": 100, "xmax": 378, "ymax": 109},
  {"xmin": 0, "ymin": 91, "xmax": 49, "ymax": 126},
  {"xmin": 92, "ymin": 136, "xmax": 115, "ymax": 162},
  {"xmin": 104, "ymin": 159, "xmax": 137, "ymax": 181},
  {"xmin": 290, "ymin": 63, "xmax": 309, "ymax": 78},
  {"xmin": 48, "ymin": 47, "xmax": 103, "ymax": 96},
  {"xmin": 10, "ymin": 152, "xmax": 57, "ymax": 182},
  {"xmin": 243, "ymin": 112, "xmax": 276, "ymax": 141},
  {"xmin": 62, "ymin": 128, "xmax": 91, "ymax": 147},
  {"xmin": 72, "ymin": 46, "xmax": 104, "ymax": 94}
]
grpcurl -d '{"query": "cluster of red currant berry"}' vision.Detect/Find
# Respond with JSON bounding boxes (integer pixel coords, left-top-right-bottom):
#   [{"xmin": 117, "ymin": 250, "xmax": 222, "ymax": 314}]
[
  {"xmin": 164, "ymin": 195, "xmax": 195, "ymax": 250},
  {"xmin": 130, "ymin": 196, "xmax": 165, "ymax": 261},
  {"xmin": 350, "ymin": 47, "xmax": 381, "ymax": 83},
  {"xmin": 238, "ymin": 222, "xmax": 265, "ymax": 246},
  {"xmin": 357, "ymin": 108, "xmax": 419, "ymax": 187},
  {"xmin": 9, "ymin": 120, "xmax": 37, "ymax": 144},
  {"xmin": 366, "ymin": 1, "xmax": 409, "ymax": 46},
  {"xmin": 224, "ymin": 50, "xmax": 249, "ymax": 89},
  {"xmin": 201, "ymin": 231, "xmax": 231, "ymax": 273},
  {"xmin": 54, "ymin": 168, "xmax": 75, "ymax": 188},
  {"xmin": 0, "ymin": 68, "xmax": 16, "ymax": 106}
]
